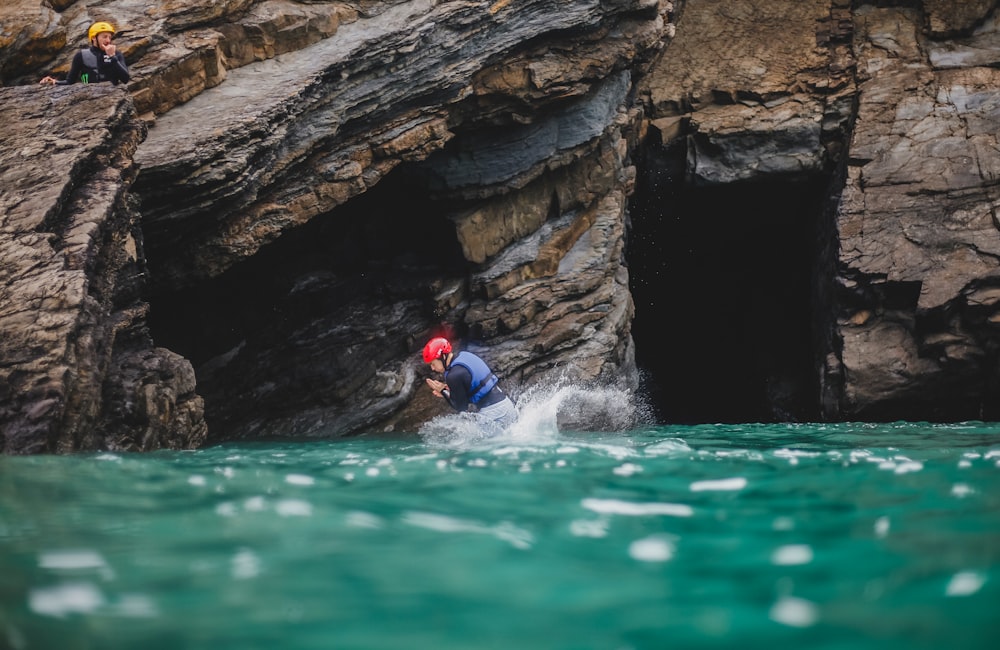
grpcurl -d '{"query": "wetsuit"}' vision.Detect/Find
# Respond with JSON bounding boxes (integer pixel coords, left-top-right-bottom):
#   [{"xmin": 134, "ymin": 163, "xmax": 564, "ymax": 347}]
[
  {"xmin": 443, "ymin": 351, "xmax": 518, "ymax": 427},
  {"xmin": 56, "ymin": 46, "xmax": 130, "ymax": 85}
]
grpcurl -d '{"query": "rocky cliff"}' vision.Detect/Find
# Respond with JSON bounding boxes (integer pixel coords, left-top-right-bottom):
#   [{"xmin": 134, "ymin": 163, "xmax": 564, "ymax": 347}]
[
  {"xmin": 636, "ymin": 0, "xmax": 999, "ymax": 421},
  {"xmin": 2, "ymin": 0, "xmax": 668, "ymax": 451},
  {"xmin": 1, "ymin": 0, "xmax": 998, "ymax": 453},
  {"xmin": 0, "ymin": 84, "xmax": 205, "ymax": 453},
  {"xmin": 827, "ymin": 3, "xmax": 1000, "ymax": 419}
]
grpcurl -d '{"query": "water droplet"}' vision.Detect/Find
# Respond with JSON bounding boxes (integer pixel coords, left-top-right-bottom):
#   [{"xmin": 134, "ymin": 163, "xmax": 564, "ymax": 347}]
[
  {"xmin": 629, "ymin": 535, "xmax": 676, "ymax": 562},
  {"xmin": 946, "ymin": 571, "xmax": 985, "ymax": 597},
  {"xmin": 771, "ymin": 544, "xmax": 813, "ymax": 566},
  {"xmin": 769, "ymin": 596, "xmax": 818, "ymax": 627}
]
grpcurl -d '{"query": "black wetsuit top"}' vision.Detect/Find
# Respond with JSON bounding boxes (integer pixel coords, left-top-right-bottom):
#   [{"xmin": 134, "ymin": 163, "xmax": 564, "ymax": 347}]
[{"xmin": 56, "ymin": 46, "xmax": 130, "ymax": 85}]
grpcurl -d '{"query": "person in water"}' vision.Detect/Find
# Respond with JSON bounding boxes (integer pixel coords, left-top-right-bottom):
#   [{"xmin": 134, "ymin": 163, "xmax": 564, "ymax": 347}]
[
  {"xmin": 40, "ymin": 21, "xmax": 130, "ymax": 86},
  {"xmin": 422, "ymin": 337, "xmax": 518, "ymax": 429}
]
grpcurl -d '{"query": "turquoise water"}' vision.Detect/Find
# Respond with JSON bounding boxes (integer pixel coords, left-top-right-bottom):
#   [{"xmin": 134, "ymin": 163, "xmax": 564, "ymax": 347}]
[{"xmin": 2, "ymin": 392, "xmax": 999, "ymax": 649}]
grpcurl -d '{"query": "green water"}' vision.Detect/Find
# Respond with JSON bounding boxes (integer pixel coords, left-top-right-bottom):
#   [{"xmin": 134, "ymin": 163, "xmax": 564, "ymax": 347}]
[{"xmin": 2, "ymin": 420, "xmax": 998, "ymax": 649}]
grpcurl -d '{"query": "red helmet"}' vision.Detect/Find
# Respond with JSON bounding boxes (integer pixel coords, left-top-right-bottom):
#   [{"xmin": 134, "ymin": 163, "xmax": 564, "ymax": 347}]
[{"xmin": 422, "ymin": 337, "xmax": 452, "ymax": 363}]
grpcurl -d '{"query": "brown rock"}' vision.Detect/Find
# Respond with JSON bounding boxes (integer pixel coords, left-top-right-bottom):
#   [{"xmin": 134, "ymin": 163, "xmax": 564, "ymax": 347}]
[
  {"xmin": 0, "ymin": 84, "xmax": 206, "ymax": 453},
  {"xmin": 823, "ymin": 5, "xmax": 1000, "ymax": 418}
]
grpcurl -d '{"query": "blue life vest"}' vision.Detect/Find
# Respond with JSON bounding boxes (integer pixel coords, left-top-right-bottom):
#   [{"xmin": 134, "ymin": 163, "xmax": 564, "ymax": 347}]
[{"xmin": 447, "ymin": 351, "xmax": 499, "ymax": 405}]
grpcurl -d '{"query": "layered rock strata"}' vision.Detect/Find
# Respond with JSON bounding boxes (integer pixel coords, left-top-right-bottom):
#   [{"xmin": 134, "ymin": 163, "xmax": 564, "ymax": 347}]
[
  {"xmin": 132, "ymin": 0, "xmax": 665, "ymax": 438},
  {"xmin": 826, "ymin": 5, "xmax": 1000, "ymax": 419},
  {"xmin": 0, "ymin": 85, "xmax": 206, "ymax": 453},
  {"xmin": 638, "ymin": 0, "xmax": 1000, "ymax": 420},
  {"xmin": 2, "ymin": 0, "xmax": 670, "ymax": 446},
  {"xmin": 3, "ymin": 0, "xmax": 997, "ymax": 452}
]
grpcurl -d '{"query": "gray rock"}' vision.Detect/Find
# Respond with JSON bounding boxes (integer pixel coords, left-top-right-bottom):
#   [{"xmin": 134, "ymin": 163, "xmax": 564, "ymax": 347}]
[
  {"xmin": 6, "ymin": 0, "xmax": 996, "ymax": 450},
  {"xmin": 0, "ymin": 85, "xmax": 206, "ymax": 453},
  {"xmin": 825, "ymin": 6, "xmax": 1000, "ymax": 418}
]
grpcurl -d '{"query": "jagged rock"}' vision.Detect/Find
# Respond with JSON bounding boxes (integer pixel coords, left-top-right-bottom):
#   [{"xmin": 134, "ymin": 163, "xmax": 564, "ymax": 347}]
[
  {"xmin": 0, "ymin": 0, "xmax": 65, "ymax": 83},
  {"xmin": 4, "ymin": 0, "xmax": 997, "ymax": 452},
  {"xmin": 131, "ymin": 0, "xmax": 665, "ymax": 288},
  {"xmin": 641, "ymin": 0, "xmax": 855, "ymax": 184},
  {"xmin": 1, "ymin": 0, "xmax": 668, "ymax": 448},
  {"xmin": 0, "ymin": 84, "xmax": 206, "ymax": 453},
  {"xmin": 927, "ymin": 7, "xmax": 1000, "ymax": 68},
  {"xmin": 925, "ymin": 0, "xmax": 998, "ymax": 37},
  {"xmin": 636, "ymin": 0, "xmax": 999, "ymax": 420},
  {"xmin": 3, "ymin": 1, "xmax": 353, "ymax": 117},
  {"xmin": 824, "ymin": 5, "xmax": 1000, "ymax": 419},
  {"xmin": 134, "ymin": 0, "xmax": 664, "ymax": 439}
]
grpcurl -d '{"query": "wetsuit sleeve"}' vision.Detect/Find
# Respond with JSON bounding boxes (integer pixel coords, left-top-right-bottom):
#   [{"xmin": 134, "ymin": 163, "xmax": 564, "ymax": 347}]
[
  {"xmin": 106, "ymin": 53, "xmax": 130, "ymax": 84},
  {"xmin": 55, "ymin": 51, "xmax": 84, "ymax": 85},
  {"xmin": 445, "ymin": 365, "xmax": 473, "ymax": 412}
]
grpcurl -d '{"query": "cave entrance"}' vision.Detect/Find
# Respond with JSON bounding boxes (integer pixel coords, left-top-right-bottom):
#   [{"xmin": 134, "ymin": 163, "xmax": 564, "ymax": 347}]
[
  {"xmin": 145, "ymin": 164, "xmax": 469, "ymax": 439},
  {"xmin": 147, "ymin": 165, "xmax": 465, "ymax": 369},
  {"xmin": 628, "ymin": 139, "xmax": 823, "ymax": 424}
]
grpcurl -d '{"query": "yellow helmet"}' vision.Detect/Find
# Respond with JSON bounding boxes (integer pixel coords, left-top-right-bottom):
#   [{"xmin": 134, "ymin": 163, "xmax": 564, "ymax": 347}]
[{"xmin": 88, "ymin": 21, "xmax": 115, "ymax": 41}]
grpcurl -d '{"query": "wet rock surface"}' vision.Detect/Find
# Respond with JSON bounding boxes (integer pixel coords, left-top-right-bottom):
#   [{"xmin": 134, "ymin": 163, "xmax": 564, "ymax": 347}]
[
  {"xmin": 2, "ymin": 0, "xmax": 998, "ymax": 452},
  {"xmin": 638, "ymin": 0, "xmax": 1000, "ymax": 420},
  {"xmin": 135, "ymin": 0, "xmax": 661, "ymax": 439},
  {"xmin": 0, "ymin": 85, "xmax": 206, "ymax": 453},
  {"xmin": 3, "ymin": 0, "xmax": 666, "ymax": 447},
  {"xmin": 827, "ymin": 5, "xmax": 1000, "ymax": 419}
]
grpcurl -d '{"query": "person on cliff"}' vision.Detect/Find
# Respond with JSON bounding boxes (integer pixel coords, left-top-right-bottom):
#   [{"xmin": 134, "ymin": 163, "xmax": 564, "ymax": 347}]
[
  {"xmin": 39, "ymin": 22, "xmax": 129, "ymax": 87},
  {"xmin": 422, "ymin": 337, "xmax": 518, "ymax": 430}
]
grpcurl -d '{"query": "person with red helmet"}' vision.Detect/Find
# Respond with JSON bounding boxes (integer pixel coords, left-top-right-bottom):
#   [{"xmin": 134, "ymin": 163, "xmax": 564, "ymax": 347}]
[
  {"xmin": 40, "ymin": 21, "xmax": 130, "ymax": 86},
  {"xmin": 422, "ymin": 337, "xmax": 518, "ymax": 429}
]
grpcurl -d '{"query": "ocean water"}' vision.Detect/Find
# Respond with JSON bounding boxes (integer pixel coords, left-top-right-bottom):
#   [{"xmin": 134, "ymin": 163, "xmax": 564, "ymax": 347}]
[{"xmin": 1, "ymin": 386, "xmax": 998, "ymax": 650}]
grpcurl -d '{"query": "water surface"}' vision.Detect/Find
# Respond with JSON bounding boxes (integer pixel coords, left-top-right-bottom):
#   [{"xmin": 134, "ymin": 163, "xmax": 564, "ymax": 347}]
[{"xmin": 2, "ymin": 415, "xmax": 998, "ymax": 649}]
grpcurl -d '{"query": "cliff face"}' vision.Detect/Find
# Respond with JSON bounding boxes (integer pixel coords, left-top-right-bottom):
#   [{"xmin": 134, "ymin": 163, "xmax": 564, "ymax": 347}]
[
  {"xmin": 828, "ymin": 5, "xmax": 1000, "ymax": 419},
  {"xmin": 2, "ymin": 0, "xmax": 669, "ymax": 449},
  {"xmin": 0, "ymin": 85, "xmax": 205, "ymax": 453},
  {"xmin": 637, "ymin": 0, "xmax": 1000, "ymax": 421},
  {"xmin": 131, "ymin": 0, "xmax": 665, "ymax": 439},
  {"xmin": 1, "ymin": 0, "xmax": 997, "ymax": 452}
]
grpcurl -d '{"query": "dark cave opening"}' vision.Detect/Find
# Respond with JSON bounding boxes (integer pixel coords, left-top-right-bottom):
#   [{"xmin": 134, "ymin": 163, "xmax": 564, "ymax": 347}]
[
  {"xmin": 146, "ymin": 167, "xmax": 465, "ymax": 370},
  {"xmin": 627, "ymin": 139, "xmax": 824, "ymax": 424},
  {"xmin": 146, "ymin": 135, "xmax": 828, "ymax": 431}
]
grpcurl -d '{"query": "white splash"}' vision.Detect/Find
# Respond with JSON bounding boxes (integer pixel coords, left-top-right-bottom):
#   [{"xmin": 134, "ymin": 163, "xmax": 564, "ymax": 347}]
[
  {"xmin": 613, "ymin": 462, "xmax": 643, "ymax": 476},
  {"xmin": 345, "ymin": 511, "xmax": 384, "ymax": 529},
  {"xmin": 244, "ymin": 496, "xmax": 267, "ymax": 511},
  {"xmin": 951, "ymin": 483, "xmax": 974, "ymax": 498},
  {"xmin": 569, "ymin": 518, "xmax": 609, "ymax": 538},
  {"xmin": 874, "ymin": 516, "xmax": 891, "ymax": 538},
  {"xmin": 38, "ymin": 550, "xmax": 107, "ymax": 571},
  {"xmin": 771, "ymin": 544, "xmax": 814, "ymax": 566},
  {"xmin": 231, "ymin": 548, "xmax": 261, "ymax": 580},
  {"xmin": 643, "ymin": 438, "xmax": 691, "ymax": 456},
  {"xmin": 29, "ymin": 583, "xmax": 105, "ymax": 618},
  {"xmin": 419, "ymin": 377, "xmax": 652, "ymax": 447},
  {"xmin": 38, "ymin": 549, "xmax": 115, "ymax": 582}
]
